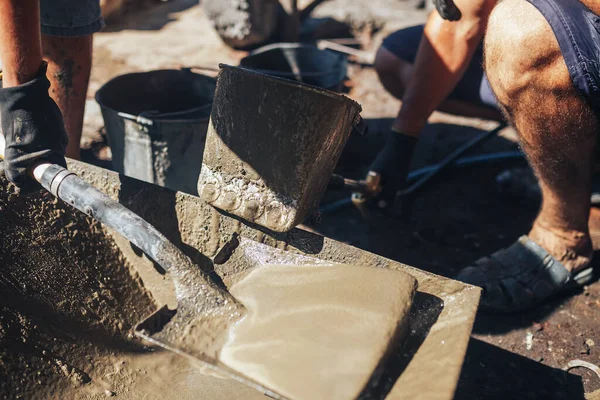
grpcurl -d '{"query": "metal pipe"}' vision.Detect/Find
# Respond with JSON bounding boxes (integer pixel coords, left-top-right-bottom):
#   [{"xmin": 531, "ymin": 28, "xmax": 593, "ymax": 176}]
[{"xmin": 397, "ymin": 123, "xmax": 507, "ymax": 196}]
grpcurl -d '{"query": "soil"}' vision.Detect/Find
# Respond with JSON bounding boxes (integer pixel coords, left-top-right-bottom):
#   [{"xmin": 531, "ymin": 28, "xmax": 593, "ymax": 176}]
[{"xmin": 6, "ymin": 0, "xmax": 599, "ymax": 399}]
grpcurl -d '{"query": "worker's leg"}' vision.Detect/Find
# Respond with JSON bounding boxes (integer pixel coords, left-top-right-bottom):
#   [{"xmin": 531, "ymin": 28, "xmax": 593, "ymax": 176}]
[
  {"xmin": 457, "ymin": 0, "xmax": 599, "ymax": 312},
  {"xmin": 42, "ymin": 35, "xmax": 93, "ymax": 160},
  {"xmin": 39, "ymin": 0, "xmax": 104, "ymax": 159},
  {"xmin": 374, "ymin": 47, "xmax": 412, "ymax": 100},
  {"xmin": 375, "ymin": 26, "xmax": 502, "ymax": 120},
  {"xmin": 589, "ymin": 207, "xmax": 600, "ymax": 250},
  {"xmin": 486, "ymin": 0, "xmax": 597, "ymax": 273}
]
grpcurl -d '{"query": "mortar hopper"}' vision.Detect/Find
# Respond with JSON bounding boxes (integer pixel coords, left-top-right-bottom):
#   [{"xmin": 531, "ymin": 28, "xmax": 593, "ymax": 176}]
[
  {"xmin": 0, "ymin": 159, "xmax": 481, "ymax": 400},
  {"xmin": 198, "ymin": 64, "xmax": 364, "ymax": 232}
]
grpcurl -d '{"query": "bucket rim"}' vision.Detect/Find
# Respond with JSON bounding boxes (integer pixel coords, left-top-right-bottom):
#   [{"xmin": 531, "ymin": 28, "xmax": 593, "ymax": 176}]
[
  {"xmin": 95, "ymin": 68, "xmax": 215, "ymax": 123},
  {"xmin": 240, "ymin": 42, "xmax": 347, "ymax": 86},
  {"xmin": 247, "ymin": 42, "xmax": 346, "ymax": 58},
  {"xmin": 219, "ymin": 64, "xmax": 361, "ymax": 112}
]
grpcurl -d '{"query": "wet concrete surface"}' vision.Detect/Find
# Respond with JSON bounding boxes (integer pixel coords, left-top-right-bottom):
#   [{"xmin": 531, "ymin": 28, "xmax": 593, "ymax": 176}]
[
  {"xmin": 0, "ymin": 169, "xmax": 263, "ymax": 400},
  {"xmin": 219, "ymin": 264, "xmax": 416, "ymax": 400},
  {"xmin": 0, "ymin": 173, "xmax": 154, "ymax": 399},
  {"xmin": 0, "ymin": 159, "xmax": 480, "ymax": 399}
]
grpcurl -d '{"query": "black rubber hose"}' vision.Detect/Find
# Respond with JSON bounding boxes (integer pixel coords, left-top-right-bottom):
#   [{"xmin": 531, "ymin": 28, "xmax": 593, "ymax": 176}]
[{"xmin": 40, "ymin": 164, "xmax": 182, "ymax": 274}]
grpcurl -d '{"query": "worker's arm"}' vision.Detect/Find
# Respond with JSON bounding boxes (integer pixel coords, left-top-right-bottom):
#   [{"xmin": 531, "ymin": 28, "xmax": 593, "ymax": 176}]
[
  {"xmin": 369, "ymin": 0, "xmax": 496, "ymax": 207},
  {"xmin": 394, "ymin": 0, "xmax": 497, "ymax": 135},
  {"xmin": 0, "ymin": 0, "xmax": 67, "ymax": 192},
  {"xmin": 0, "ymin": 0, "xmax": 43, "ymax": 87}
]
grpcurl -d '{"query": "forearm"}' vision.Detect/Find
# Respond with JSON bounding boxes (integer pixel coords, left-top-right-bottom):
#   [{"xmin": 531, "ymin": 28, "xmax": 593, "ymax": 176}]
[
  {"xmin": 394, "ymin": 1, "xmax": 495, "ymax": 136},
  {"xmin": 0, "ymin": 0, "xmax": 43, "ymax": 87}
]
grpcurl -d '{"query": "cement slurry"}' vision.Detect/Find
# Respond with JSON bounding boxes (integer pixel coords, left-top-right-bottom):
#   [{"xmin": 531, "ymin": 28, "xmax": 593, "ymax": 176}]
[{"xmin": 219, "ymin": 264, "xmax": 417, "ymax": 400}]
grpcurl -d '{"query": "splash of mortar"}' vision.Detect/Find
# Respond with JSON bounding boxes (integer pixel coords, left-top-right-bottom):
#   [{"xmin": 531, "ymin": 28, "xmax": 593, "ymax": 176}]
[{"xmin": 150, "ymin": 240, "xmax": 246, "ymax": 357}]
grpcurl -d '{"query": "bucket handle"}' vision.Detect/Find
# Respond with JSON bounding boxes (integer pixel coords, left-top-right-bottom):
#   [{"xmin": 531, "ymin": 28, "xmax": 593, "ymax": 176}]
[
  {"xmin": 184, "ymin": 64, "xmax": 348, "ymax": 79},
  {"xmin": 118, "ymin": 112, "xmax": 154, "ymax": 127},
  {"xmin": 351, "ymin": 114, "xmax": 368, "ymax": 136},
  {"xmin": 181, "ymin": 66, "xmax": 220, "ymax": 75}
]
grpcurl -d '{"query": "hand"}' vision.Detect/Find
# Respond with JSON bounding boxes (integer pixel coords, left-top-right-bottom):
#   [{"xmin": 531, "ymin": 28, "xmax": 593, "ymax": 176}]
[
  {"xmin": 367, "ymin": 130, "xmax": 418, "ymax": 208},
  {"xmin": 0, "ymin": 62, "xmax": 67, "ymax": 193}
]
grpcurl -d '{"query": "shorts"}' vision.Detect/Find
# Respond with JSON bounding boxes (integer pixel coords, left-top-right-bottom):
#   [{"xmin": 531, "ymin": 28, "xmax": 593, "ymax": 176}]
[
  {"xmin": 527, "ymin": 0, "xmax": 600, "ymax": 117},
  {"xmin": 40, "ymin": 0, "xmax": 104, "ymax": 37},
  {"xmin": 381, "ymin": 25, "xmax": 499, "ymax": 110}
]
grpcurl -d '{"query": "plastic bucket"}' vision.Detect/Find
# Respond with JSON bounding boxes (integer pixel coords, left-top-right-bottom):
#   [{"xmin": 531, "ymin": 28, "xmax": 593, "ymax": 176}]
[
  {"xmin": 95, "ymin": 69, "xmax": 216, "ymax": 195},
  {"xmin": 239, "ymin": 43, "xmax": 347, "ymax": 91}
]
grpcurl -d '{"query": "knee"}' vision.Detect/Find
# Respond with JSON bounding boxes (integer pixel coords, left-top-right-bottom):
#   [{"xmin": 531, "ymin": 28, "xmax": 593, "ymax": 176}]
[
  {"xmin": 484, "ymin": 0, "xmax": 565, "ymax": 107},
  {"xmin": 42, "ymin": 35, "xmax": 93, "ymax": 58},
  {"xmin": 374, "ymin": 46, "xmax": 409, "ymax": 98},
  {"xmin": 374, "ymin": 47, "xmax": 393, "ymax": 74}
]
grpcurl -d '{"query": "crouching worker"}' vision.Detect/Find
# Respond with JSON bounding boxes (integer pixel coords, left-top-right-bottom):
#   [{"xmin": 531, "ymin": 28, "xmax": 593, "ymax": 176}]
[
  {"xmin": 457, "ymin": 0, "xmax": 599, "ymax": 312},
  {"xmin": 369, "ymin": 0, "xmax": 499, "ymax": 209},
  {"xmin": 370, "ymin": 0, "xmax": 599, "ymax": 313}
]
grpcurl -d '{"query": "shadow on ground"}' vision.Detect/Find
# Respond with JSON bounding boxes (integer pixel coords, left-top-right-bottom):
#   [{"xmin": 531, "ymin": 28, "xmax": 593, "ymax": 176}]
[
  {"xmin": 456, "ymin": 338, "xmax": 585, "ymax": 400},
  {"xmin": 102, "ymin": 0, "xmax": 198, "ymax": 32},
  {"xmin": 319, "ymin": 118, "xmax": 600, "ymax": 394}
]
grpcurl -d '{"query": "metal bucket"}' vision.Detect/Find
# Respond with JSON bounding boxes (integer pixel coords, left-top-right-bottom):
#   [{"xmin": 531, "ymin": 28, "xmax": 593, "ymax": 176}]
[
  {"xmin": 239, "ymin": 43, "xmax": 347, "ymax": 91},
  {"xmin": 95, "ymin": 69, "xmax": 216, "ymax": 195},
  {"xmin": 198, "ymin": 65, "xmax": 363, "ymax": 232}
]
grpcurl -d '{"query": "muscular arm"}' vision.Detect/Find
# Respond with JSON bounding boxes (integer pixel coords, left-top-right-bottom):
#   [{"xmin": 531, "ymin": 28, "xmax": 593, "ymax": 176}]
[
  {"xmin": 0, "ymin": 0, "xmax": 43, "ymax": 87},
  {"xmin": 393, "ymin": 0, "xmax": 496, "ymax": 136}
]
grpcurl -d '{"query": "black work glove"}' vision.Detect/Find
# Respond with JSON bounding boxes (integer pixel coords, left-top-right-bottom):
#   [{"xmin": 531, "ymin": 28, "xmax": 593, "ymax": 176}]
[
  {"xmin": 368, "ymin": 130, "xmax": 418, "ymax": 209},
  {"xmin": 0, "ymin": 62, "xmax": 68, "ymax": 193},
  {"xmin": 434, "ymin": 0, "xmax": 462, "ymax": 21}
]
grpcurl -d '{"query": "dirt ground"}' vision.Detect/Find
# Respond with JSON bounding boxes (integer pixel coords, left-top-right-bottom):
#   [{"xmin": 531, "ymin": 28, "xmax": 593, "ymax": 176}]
[{"xmin": 74, "ymin": 0, "xmax": 598, "ymax": 398}]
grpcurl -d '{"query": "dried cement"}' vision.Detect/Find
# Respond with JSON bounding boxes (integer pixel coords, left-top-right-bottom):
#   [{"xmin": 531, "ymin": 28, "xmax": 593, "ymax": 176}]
[{"xmin": 219, "ymin": 264, "xmax": 417, "ymax": 400}]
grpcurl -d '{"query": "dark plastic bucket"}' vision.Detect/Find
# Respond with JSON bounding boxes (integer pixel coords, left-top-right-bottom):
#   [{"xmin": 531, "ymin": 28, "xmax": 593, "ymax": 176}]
[
  {"xmin": 95, "ymin": 69, "xmax": 216, "ymax": 195},
  {"xmin": 198, "ymin": 65, "xmax": 363, "ymax": 232},
  {"xmin": 239, "ymin": 43, "xmax": 347, "ymax": 91}
]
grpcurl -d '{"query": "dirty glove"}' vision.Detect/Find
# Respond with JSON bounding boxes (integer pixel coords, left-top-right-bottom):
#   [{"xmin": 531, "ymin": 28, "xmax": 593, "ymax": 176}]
[
  {"xmin": 434, "ymin": 0, "xmax": 462, "ymax": 21},
  {"xmin": 0, "ymin": 62, "xmax": 68, "ymax": 193},
  {"xmin": 367, "ymin": 129, "xmax": 418, "ymax": 209}
]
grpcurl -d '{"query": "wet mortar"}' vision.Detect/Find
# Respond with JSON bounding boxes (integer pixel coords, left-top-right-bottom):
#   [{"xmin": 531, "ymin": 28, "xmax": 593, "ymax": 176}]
[
  {"xmin": 219, "ymin": 264, "xmax": 417, "ymax": 400},
  {"xmin": 0, "ymin": 169, "xmax": 422, "ymax": 400},
  {"xmin": 0, "ymin": 173, "xmax": 257, "ymax": 400},
  {"xmin": 0, "ymin": 173, "xmax": 153, "ymax": 399}
]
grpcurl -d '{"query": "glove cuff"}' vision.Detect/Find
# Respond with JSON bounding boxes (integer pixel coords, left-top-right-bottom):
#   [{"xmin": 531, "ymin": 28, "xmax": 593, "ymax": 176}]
[
  {"xmin": 384, "ymin": 129, "xmax": 419, "ymax": 151},
  {"xmin": 0, "ymin": 62, "xmax": 50, "ymax": 104},
  {"xmin": 0, "ymin": 61, "xmax": 67, "ymax": 193}
]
